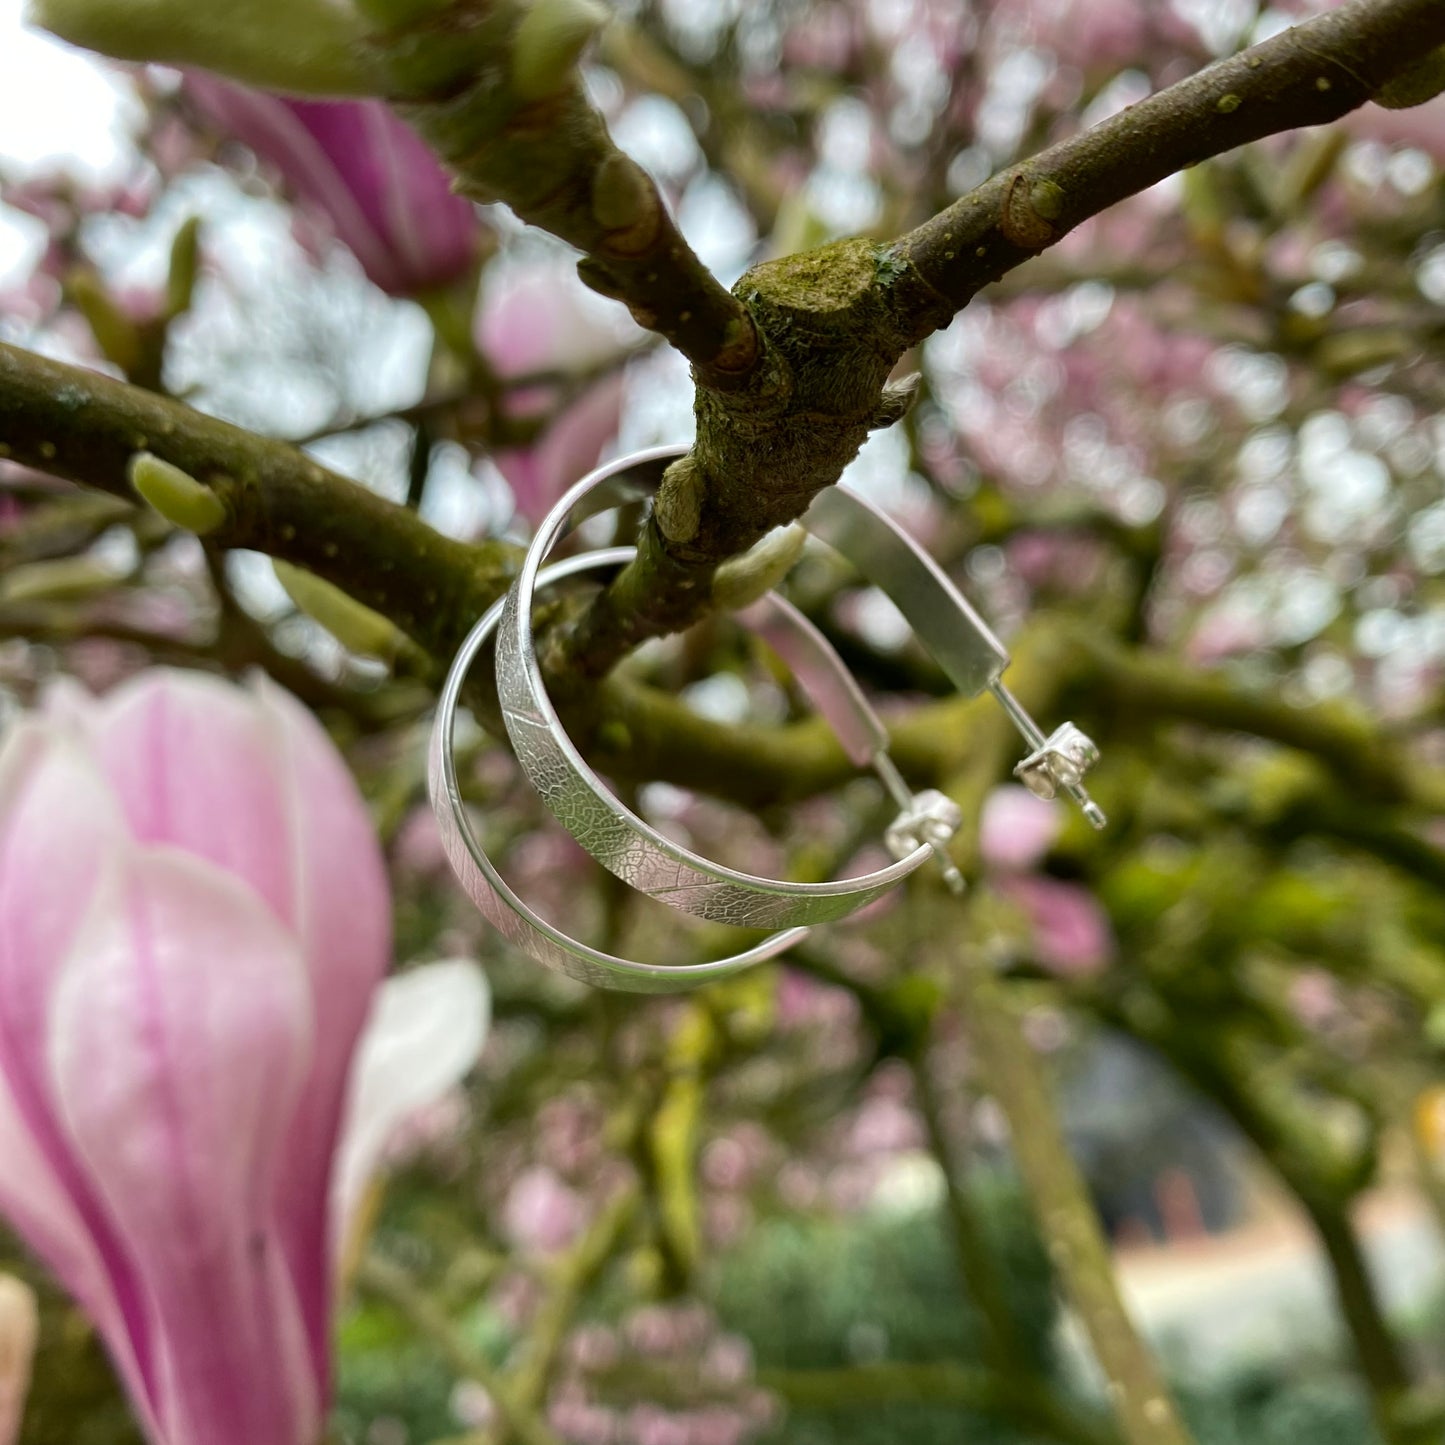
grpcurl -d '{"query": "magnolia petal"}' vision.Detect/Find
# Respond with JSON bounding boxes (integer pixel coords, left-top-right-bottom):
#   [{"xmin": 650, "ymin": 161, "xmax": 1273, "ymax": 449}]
[
  {"xmin": 78, "ymin": 668, "xmax": 391, "ymax": 1375},
  {"xmin": 997, "ymin": 874, "xmax": 1116, "ymax": 977},
  {"xmin": 85, "ymin": 670, "xmax": 299, "ymax": 926},
  {"xmin": 0, "ymin": 1069, "xmax": 154, "ymax": 1438},
  {"xmin": 184, "ymin": 78, "xmax": 477, "ymax": 295},
  {"xmin": 332, "ymin": 960, "xmax": 490, "ymax": 1254},
  {"xmin": 0, "ymin": 722, "xmax": 160, "ymax": 1402},
  {"xmin": 321, "ymin": 98, "xmax": 478, "ymax": 294},
  {"xmin": 0, "ymin": 1275, "xmax": 37, "ymax": 1445},
  {"xmin": 250, "ymin": 674, "xmax": 391, "ymax": 1385},
  {"xmin": 49, "ymin": 850, "xmax": 320, "ymax": 1445},
  {"xmin": 476, "ymin": 259, "xmax": 630, "ymax": 380},
  {"xmin": 496, "ymin": 372, "xmax": 626, "ymax": 527}
]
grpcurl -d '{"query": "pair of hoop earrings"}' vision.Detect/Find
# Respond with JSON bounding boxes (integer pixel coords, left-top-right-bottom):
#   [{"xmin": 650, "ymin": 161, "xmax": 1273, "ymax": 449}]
[{"xmin": 429, "ymin": 445, "xmax": 1104, "ymax": 992}]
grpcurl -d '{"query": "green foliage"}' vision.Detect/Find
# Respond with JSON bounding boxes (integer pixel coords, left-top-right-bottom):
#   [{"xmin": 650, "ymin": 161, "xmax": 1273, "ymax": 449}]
[
  {"xmin": 332, "ymin": 1312, "xmax": 458, "ymax": 1444},
  {"xmin": 1176, "ymin": 1366, "xmax": 1377, "ymax": 1445},
  {"xmin": 714, "ymin": 1181, "xmax": 1060, "ymax": 1443}
]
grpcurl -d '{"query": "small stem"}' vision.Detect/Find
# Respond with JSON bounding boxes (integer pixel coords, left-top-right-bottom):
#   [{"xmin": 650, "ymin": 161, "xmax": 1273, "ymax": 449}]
[
  {"xmin": 912, "ymin": 1054, "xmax": 1117, "ymax": 1445},
  {"xmin": 949, "ymin": 943, "xmax": 1196, "ymax": 1445},
  {"xmin": 1302, "ymin": 1198, "xmax": 1414, "ymax": 1445},
  {"xmin": 357, "ymin": 1253, "xmax": 564, "ymax": 1445},
  {"xmin": 507, "ymin": 1183, "xmax": 640, "ymax": 1414},
  {"xmin": 911, "ymin": 1055, "xmax": 1030, "ymax": 1372}
]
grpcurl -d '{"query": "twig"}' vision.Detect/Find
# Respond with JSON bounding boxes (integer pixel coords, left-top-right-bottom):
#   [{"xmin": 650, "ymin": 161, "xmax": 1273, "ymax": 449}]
[
  {"xmin": 365, "ymin": 1, "xmax": 759, "ymax": 391},
  {"xmin": 947, "ymin": 934, "xmax": 1196, "ymax": 1445},
  {"xmin": 891, "ymin": 0, "xmax": 1445, "ymax": 341},
  {"xmin": 357, "ymin": 1253, "xmax": 565, "ymax": 1445}
]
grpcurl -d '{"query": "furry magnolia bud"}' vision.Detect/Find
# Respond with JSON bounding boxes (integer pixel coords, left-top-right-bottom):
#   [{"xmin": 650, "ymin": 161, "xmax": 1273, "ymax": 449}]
[
  {"xmin": 28, "ymin": 0, "xmax": 373, "ymax": 94},
  {"xmin": 512, "ymin": 0, "xmax": 609, "ymax": 101}
]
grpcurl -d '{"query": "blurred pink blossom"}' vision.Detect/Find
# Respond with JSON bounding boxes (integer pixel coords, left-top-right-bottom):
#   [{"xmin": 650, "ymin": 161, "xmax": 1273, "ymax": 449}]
[
  {"xmin": 775, "ymin": 967, "xmax": 862, "ymax": 1031},
  {"xmin": 0, "ymin": 669, "xmax": 488, "ymax": 1445},
  {"xmin": 1347, "ymin": 98, "xmax": 1445, "ymax": 160},
  {"xmin": 1022, "ymin": 0, "xmax": 1150, "ymax": 71},
  {"xmin": 568, "ymin": 1324, "xmax": 622, "ymax": 1373},
  {"xmin": 476, "ymin": 262, "xmax": 629, "ymax": 387},
  {"xmin": 849, "ymin": 1095, "xmax": 923, "ymax": 1154},
  {"xmin": 184, "ymin": 77, "xmax": 481, "ymax": 296},
  {"xmin": 393, "ymin": 803, "xmax": 450, "ymax": 878},
  {"xmin": 494, "ymin": 373, "xmax": 627, "ymax": 528},
  {"xmin": 995, "ymin": 875, "xmax": 1115, "ymax": 975},
  {"xmin": 476, "ymin": 262, "xmax": 633, "ymax": 526},
  {"xmin": 979, "ymin": 785, "xmax": 1063, "ymax": 871},
  {"xmin": 1288, "ymin": 968, "xmax": 1345, "ymax": 1030},
  {"xmin": 503, "ymin": 1166, "xmax": 586, "ymax": 1255},
  {"xmin": 550, "ymin": 1395, "xmax": 620, "ymax": 1445}
]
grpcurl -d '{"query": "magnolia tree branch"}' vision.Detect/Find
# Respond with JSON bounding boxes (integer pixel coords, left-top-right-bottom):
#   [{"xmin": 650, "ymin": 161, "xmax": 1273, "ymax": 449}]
[
  {"xmin": 552, "ymin": 0, "xmax": 1445, "ymax": 678},
  {"xmin": 7, "ymin": 337, "xmax": 1445, "ymax": 841},
  {"xmin": 949, "ymin": 943, "xmax": 1195, "ymax": 1445},
  {"xmin": 359, "ymin": 0, "xmax": 760, "ymax": 391},
  {"xmin": 27, "ymin": 0, "xmax": 1445, "ymax": 687},
  {"xmin": 889, "ymin": 0, "xmax": 1445, "ymax": 337},
  {"xmin": 0, "ymin": 341, "xmax": 515, "ymax": 663}
]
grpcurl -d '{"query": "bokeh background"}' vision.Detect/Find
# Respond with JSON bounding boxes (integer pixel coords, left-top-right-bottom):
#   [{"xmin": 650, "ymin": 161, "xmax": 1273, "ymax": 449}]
[{"xmin": 2, "ymin": 1, "xmax": 1444, "ymax": 1442}]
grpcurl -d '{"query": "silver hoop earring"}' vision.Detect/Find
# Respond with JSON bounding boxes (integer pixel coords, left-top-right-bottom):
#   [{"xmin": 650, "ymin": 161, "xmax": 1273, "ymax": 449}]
[
  {"xmin": 431, "ymin": 546, "xmax": 955, "ymax": 989},
  {"xmin": 494, "ymin": 447, "xmax": 1103, "ymax": 929}
]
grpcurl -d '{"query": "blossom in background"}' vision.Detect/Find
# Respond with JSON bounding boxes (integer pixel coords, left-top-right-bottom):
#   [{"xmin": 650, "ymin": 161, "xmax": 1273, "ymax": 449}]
[
  {"xmin": 0, "ymin": 1275, "xmax": 37, "ymax": 1445},
  {"xmin": 475, "ymin": 260, "xmax": 634, "ymax": 526},
  {"xmin": 0, "ymin": 670, "xmax": 488, "ymax": 1445},
  {"xmin": 184, "ymin": 76, "xmax": 482, "ymax": 297},
  {"xmin": 979, "ymin": 785, "xmax": 1115, "ymax": 975}
]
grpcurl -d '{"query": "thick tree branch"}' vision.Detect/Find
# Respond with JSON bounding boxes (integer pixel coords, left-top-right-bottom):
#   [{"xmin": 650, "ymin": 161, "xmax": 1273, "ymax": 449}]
[
  {"xmin": 6, "ymin": 344, "xmax": 1445, "ymax": 855},
  {"xmin": 30, "ymin": 0, "xmax": 1444, "ymax": 691},
  {"xmin": 362, "ymin": 0, "xmax": 759, "ymax": 391},
  {"xmin": 890, "ymin": 0, "xmax": 1445, "ymax": 339},
  {"xmin": 558, "ymin": 0, "xmax": 1445, "ymax": 679},
  {"xmin": 0, "ymin": 341, "xmax": 516, "ymax": 664}
]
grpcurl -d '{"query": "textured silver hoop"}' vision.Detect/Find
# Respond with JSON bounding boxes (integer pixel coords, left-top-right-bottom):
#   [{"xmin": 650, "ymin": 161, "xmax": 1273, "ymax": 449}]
[
  {"xmin": 496, "ymin": 449, "xmax": 976, "ymax": 933},
  {"xmin": 431, "ymin": 545, "xmax": 944, "ymax": 989},
  {"xmin": 497, "ymin": 448, "xmax": 1104, "ymax": 932}
]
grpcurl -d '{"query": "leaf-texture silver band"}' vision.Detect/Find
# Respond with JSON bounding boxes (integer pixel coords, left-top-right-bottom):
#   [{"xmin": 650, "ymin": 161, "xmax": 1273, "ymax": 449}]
[
  {"xmin": 496, "ymin": 448, "xmax": 951, "ymax": 931},
  {"xmin": 430, "ymin": 545, "xmax": 926, "ymax": 989}
]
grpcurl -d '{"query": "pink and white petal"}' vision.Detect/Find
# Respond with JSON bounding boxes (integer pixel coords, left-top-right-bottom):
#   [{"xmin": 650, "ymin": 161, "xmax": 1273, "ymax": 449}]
[
  {"xmin": 979, "ymin": 786, "xmax": 1062, "ymax": 873},
  {"xmin": 0, "ymin": 1068, "xmax": 154, "ymax": 1438},
  {"xmin": 0, "ymin": 725, "xmax": 159, "ymax": 1403},
  {"xmin": 184, "ymin": 77, "xmax": 402, "ymax": 290},
  {"xmin": 84, "ymin": 670, "xmax": 299, "ymax": 926},
  {"xmin": 495, "ymin": 373, "xmax": 626, "ymax": 528},
  {"xmin": 48, "ymin": 850, "xmax": 320, "ymax": 1445},
  {"xmin": 331, "ymin": 960, "xmax": 489, "ymax": 1253},
  {"xmin": 250, "ymin": 674, "xmax": 391, "ymax": 1384}
]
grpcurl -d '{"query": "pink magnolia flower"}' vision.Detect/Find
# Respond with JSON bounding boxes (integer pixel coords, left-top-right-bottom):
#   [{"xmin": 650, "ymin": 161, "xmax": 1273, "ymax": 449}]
[
  {"xmin": 475, "ymin": 262, "xmax": 633, "ymax": 527},
  {"xmin": 502, "ymin": 1165, "xmax": 587, "ymax": 1256},
  {"xmin": 184, "ymin": 76, "xmax": 481, "ymax": 296},
  {"xmin": 0, "ymin": 1275, "xmax": 37, "ymax": 1445},
  {"xmin": 0, "ymin": 669, "xmax": 488, "ymax": 1445},
  {"xmin": 980, "ymin": 785, "xmax": 1114, "ymax": 975},
  {"xmin": 995, "ymin": 875, "xmax": 1114, "ymax": 976}
]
